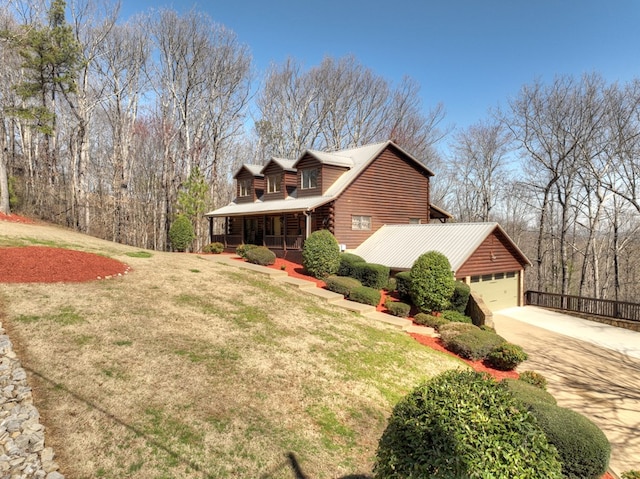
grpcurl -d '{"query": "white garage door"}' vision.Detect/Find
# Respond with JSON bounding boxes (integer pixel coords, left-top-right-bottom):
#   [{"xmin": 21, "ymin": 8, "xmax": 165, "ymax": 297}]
[{"xmin": 469, "ymin": 272, "xmax": 519, "ymax": 311}]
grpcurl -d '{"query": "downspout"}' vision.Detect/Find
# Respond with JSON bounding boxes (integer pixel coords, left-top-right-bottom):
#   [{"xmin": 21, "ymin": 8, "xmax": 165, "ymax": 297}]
[{"xmin": 303, "ymin": 210, "xmax": 311, "ymax": 240}]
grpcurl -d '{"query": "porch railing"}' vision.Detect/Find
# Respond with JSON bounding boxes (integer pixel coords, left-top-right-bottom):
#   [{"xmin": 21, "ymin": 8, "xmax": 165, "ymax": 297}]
[
  {"xmin": 212, "ymin": 234, "xmax": 303, "ymax": 250},
  {"xmin": 525, "ymin": 290, "xmax": 640, "ymax": 323}
]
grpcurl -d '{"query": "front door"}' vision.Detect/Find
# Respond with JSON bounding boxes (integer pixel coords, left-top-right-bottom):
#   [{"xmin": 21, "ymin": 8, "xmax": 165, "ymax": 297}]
[{"xmin": 243, "ymin": 218, "xmax": 258, "ymax": 244}]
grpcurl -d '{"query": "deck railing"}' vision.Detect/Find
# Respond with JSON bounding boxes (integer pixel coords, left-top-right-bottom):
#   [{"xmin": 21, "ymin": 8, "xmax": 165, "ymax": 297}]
[
  {"xmin": 212, "ymin": 234, "xmax": 303, "ymax": 250},
  {"xmin": 525, "ymin": 290, "xmax": 640, "ymax": 323}
]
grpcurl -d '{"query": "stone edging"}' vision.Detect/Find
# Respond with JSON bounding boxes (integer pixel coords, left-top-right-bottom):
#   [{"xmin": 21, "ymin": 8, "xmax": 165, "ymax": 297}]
[{"xmin": 0, "ymin": 323, "xmax": 64, "ymax": 478}]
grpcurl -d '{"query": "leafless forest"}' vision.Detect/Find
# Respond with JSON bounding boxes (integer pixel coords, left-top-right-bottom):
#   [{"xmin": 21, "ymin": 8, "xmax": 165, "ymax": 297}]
[{"xmin": 1, "ymin": 1, "xmax": 639, "ymax": 301}]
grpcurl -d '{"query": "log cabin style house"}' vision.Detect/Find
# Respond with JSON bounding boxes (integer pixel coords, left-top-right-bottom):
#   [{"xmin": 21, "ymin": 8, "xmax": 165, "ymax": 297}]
[{"xmin": 205, "ymin": 140, "xmax": 451, "ymax": 258}]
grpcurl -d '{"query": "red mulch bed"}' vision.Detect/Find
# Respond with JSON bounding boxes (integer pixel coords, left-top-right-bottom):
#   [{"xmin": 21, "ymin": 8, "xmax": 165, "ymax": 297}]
[
  {"xmin": 0, "ymin": 246, "xmax": 130, "ymax": 283},
  {"xmin": 0, "ymin": 212, "xmax": 35, "ymax": 224}
]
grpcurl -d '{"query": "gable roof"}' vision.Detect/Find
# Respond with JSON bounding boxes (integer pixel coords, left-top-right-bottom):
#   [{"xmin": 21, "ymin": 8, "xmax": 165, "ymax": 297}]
[
  {"xmin": 233, "ymin": 164, "xmax": 264, "ymax": 179},
  {"xmin": 353, "ymin": 223, "xmax": 531, "ymax": 271},
  {"xmin": 264, "ymin": 157, "xmax": 297, "ymax": 173},
  {"xmin": 206, "ymin": 140, "xmax": 435, "ymax": 218}
]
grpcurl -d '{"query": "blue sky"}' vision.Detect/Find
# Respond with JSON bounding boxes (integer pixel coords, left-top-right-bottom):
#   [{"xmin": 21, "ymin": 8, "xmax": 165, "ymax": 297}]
[{"xmin": 122, "ymin": 0, "xmax": 640, "ymax": 135}]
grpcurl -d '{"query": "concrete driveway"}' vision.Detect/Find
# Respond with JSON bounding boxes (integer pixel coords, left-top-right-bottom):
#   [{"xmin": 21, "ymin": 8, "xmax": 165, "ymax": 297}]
[{"xmin": 494, "ymin": 306, "xmax": 640, "ymax": 475}]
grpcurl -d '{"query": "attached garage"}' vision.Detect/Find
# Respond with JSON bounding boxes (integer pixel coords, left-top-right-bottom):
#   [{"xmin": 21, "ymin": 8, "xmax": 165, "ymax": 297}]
[
  {"xmin": 469, "ymin": 272, "xmax": 519, "ymax": 311},
  {"xmin": 353, "ymin": 223, "xmax": 531, "ymax": 311}
]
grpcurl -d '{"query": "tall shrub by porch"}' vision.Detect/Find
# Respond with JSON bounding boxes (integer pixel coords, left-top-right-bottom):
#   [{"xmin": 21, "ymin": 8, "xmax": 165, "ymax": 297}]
[
  {"xmin": 302, "ymin": 230, "xmax": 341, "ymax": 278},
  {"xmin": 409, "ymin": 251, "xmax": 455, "ymax": 313}
]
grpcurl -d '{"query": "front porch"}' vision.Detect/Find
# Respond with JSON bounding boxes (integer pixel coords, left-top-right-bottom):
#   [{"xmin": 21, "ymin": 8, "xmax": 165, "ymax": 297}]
[{"xmin": 210, "ymin": 233, "xmax": 304, "ymax": 251}]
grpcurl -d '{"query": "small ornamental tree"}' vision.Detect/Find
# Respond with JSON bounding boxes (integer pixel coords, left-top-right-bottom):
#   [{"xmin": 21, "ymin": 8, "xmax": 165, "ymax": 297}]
[
  {"xmin": 409, "ymin": 251, "xmax": 455, "ymax": 313},
  {"xmin": 168, "ymin": 214, "xmax": 195, "ymax": 252},
  {"xmin": 302, "ymin": 230, "xmax": 340, "ymax": 278}
]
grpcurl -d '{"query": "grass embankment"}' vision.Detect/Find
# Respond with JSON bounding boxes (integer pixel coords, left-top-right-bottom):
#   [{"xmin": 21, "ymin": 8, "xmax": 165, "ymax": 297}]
[{"xmin": 0, "ymin": 223, "xmax": 464, "ymax": 478}]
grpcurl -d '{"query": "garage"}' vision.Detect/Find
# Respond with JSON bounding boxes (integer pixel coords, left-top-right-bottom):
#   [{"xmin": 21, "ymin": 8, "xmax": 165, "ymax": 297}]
[
  {"xmin": 469, "ymin": 272, "xmax": 519, "ymax": 311},
  {"xmin": 353, "ymin": 223, "xmax": 531, "ymax": 310}
]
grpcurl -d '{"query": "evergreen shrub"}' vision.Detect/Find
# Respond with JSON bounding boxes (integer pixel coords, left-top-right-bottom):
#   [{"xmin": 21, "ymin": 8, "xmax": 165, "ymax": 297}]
[
  {"xmin": 394, "ymin": 271, "xmax": 412, "ymax": 300},
  {"xmin": 442, "ymin": 328, "xmax": 506, "ymax": 360},
  {"xmin": 325, "ymin": 275, "xmax": 362, "ymax": 296},
  {"xmin": 441, "ymin": 309, "xmax": 472, "ymax": 323},
  {"xmin": 528, "ymin": 402, "xmax": 611, "ymax": 479},
  {"xmin": 236, "ymin": 244, "xmax": 257, "ymax": 258},
  {"xmin": 168, "ymin": 214, "xmax": 195, "ymax": 252},
  {"xmin": 502, "ymin": 378, "xmax": 557, "ymax": 406},
  {"xmin": 244, "ymin": 246, "xmax": 276, "ymax": 266},
  {"xmin": 351, "ymin": 262, "xmax": 390, "ymax": 289},
  {"xmin": 486, "ymin": 342, "xmax": 528, "ymax": 370},
  {"xmin": 450, "ymin": 280, "xmax": 471, "ymax": 313},
  {"xmin": 348, "ymin": 286, "xmax": 381, "ymax": 306},
  {"xmin": 202, "ymin": 242, "xmax": 224, "ymax": 254},
  {"xmin": 409, "ymin": 251, "xmax": 455, "ymax": 313},
  {"xmin": 437, "ymin": 322, "xmax": 479, "ymax": 343},
  {"xmin": 384, "ymin": 300, "xmax": 411, "ymax": 317},
  {"xmin": 338, "ymin": 252, "xmax": 366, "ymax": 277},
  {"xmin": 302, "ymin": 230, "xmax": 341, "ymax": 278},
  {"xmin": 519, "ymin": 370, "xmax": 548, "ymax": 389},
  {"xmin": 374, "ymin": 370, "xmax": 563, "ymax": 479},
  {"xmin": 413, "ymin": 312, "xmax": 449, "ymax": 329}
]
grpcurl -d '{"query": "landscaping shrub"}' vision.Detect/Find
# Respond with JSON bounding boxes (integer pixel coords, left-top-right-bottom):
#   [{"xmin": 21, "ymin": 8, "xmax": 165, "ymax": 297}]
[
  {"xmin": 374, "ymin": 370, "xmax": 563, "ymax": 479},
  {"xmin": 441, "ymin": 309, "xmax": 472, "ymax": 323},
  {"xmin": 527, "ymin": 402, "xmax": 610, "ymax": 479},
  {"xmin": 502, "ymin": 378, "xmax": 557, "ymax": 406},
  {"xmin": 385, "ymin": 277, "xmax": 396, "ymax": 292},
  {"xmin": 518, "ymin": 370, "xmax": 548, "ymax": 389},
  {"xmin": 442, "ymin": 328, "xmax": 506, "ymax": 360},
  {"xmin": 384, "ymin": 300, "xmax": 411, "ymax": 317},
  {"xmin": 168, "ymin": 214, "xmax": 195, "ymax": 252},
  {"xmin": 348, "ymin": 286, "xmax": 381, "ymax": 306},
  {"xmin": 394, "ymin": 271, "xmax": 412, "ymax": 300},
  {"xmin": 622, "ymin": 471, "xmax": 640, "ymax": 479},
  {"xmin": 450, "ymin": 280, "xmax": 471, "ymax": 313},
  {"xmin": 325, "ymin": 275, "xmax": 362, "ymax": 296},
  {"xmin": 338, "ymin": 252, "xmax": 365, "ymax": 277},
  {"xmin": 409, "ymin": 251, "xmax": 455, "ymax": 313},
  {"xmin": 437, "ymin": 321, "xmax": 478, "ymax": 343},
  {"xmin": 413, "ymin": 312, "xmax": 449, "ymax": 330},
  {"xmin": 302, "ymin": 230, "xmax": 341, "ymax": 278},
  {"xmin": 244, "ymin": 246, "xmax": 276, "ymax": 266},
  {"xmin": 236, "ymin": 244, "xmax": 257, "ymax": 258},
  {"xmin": 351, "ymin": 262, "xmax": 390, "ymax": 289},
  {"xmin": 202, "ymin": 242, "xmax": 224, "ymax": 254},
  {"xmin": 486, "ymin": 342, "xmax": 528, "ymax": 370}
]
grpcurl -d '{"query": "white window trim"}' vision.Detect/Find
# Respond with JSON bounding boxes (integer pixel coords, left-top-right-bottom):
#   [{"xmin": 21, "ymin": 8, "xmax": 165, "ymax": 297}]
[
  {"xmin": 239, "ymin": 179, "xmax": 250, "ymax": 197},
  {"xmin": 301, "ymin": 168, "xmax": 318, "ymax": 189},
  {"xmin": 351, "ymin": 215, "xmax": 371, "ymax": 231},
  {"xmin": 267, "ymin": 174, "xmax": 281, "ymax": 193}
]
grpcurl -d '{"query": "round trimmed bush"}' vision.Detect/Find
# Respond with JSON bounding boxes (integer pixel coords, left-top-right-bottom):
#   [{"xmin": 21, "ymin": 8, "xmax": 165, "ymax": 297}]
[
  {"xmin": 438, "ymin": 321, "xmax": 478, "ymax": 343},
  {"xmin": 409, "ymin": 251, "xmax": 455, "ymax": 313},
  {"xmin": 442, "ymin": 328, "xmax": 506, "ymax": 360},
  {"xmin": 348, "ymin": 286, "xmax": 381, "ymax": 306},
  {"xmin": 486, "ymin": 342, "xmax": 528, "ymax": 370},
  {"xmin": 202, "ymin": 242, "xmax": 224, "ymax": 254},
  {"xmin": 302, "ymin": 230, "xmax": 341, "ymax": 278},
  {"xmin": 450, "ymin": 280, "xmax": 471, "ymax": 313},
  {"xmin": 519, "ymin": 370, "xmax": 548, "ymax": 389},
  {"xmin": 384, "ymin": 300, "xmax": 411, "ymax": 317},
  {"xmin": 441, "ymin": 309, "xmax": 472, "ymax": 323},
  {"xmin": 168, "ymin": 214, "xmax": 195, "ymax": 252},
  {"xmin": 413, "ymin": 312, "xmax": 450, "ymax": 329},
  {"xmin": 374, "ymin": 370, "xmax": 563, "ymax": 479},
  {"xmin": 338, "ymin": 252, "xmax": 366, "ymax": 277},
  {"xmin": 236, "ymin": 244, "xmax": 257, "ymax": 258},
  {"xmin": 503, "ymin": 378, "xmax": 557, "ymax": 406},
  {"xmin": 527, "ymin": 402, "xmax": 610, "ymax": 479},
  {"xmin": 325, "ymin": 275, "xmax": 362, "ymax": 296},
  {"xmin": 394, "ymin": 271, "xmax": 412, "ymax": 300},
  {"xmin": 351, "ymin": 262, "xmax": 390, "ymax": 289},
  {"xmin": 244, "ymin": 246, "xmax": 276, "ymax": 266}
]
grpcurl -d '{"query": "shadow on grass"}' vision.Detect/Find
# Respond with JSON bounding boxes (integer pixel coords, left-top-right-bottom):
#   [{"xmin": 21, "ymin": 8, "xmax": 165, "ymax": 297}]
[{"xmin": 27, "ymin": 367, "xmax": 374, "ymax": 478}]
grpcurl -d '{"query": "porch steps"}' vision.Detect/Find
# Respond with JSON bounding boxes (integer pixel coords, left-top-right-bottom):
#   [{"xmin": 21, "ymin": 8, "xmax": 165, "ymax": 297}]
[
  {"xmin": 330, "ymin": 299, "xmax": 376, "ymax": 314},
  {"xmin": 404, "ymin": 324, "xmax": 438, "ymax": 337},
  {"xmin": 362, "ymin": 310, "xmax": 412, "ymax": 329}
]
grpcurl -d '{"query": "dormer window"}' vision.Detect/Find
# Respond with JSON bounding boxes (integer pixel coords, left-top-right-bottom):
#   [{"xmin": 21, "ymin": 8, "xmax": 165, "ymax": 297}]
[
  {"xmin": 301, "ymin": 168, "xmax": 319, "ymax": 189},
  {"xmin": 239, "ymin": 179, "xmax": 251, "ymax": 197},
  {"xmin": 267, "ymin": 174, "xmax": 282, "ymax": 193}
]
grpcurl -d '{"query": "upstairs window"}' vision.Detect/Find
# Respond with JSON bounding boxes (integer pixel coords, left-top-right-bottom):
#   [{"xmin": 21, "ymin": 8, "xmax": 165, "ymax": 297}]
[
  {"xmin": 238, "ymin": 179, "xmax": 251, "ymax": 197},
  {"xmin": 267, "ymin": 174, "xmax": 282, "ymax": 193},
  {"xmin": 351, "ymin": 215, "xmax": 371, "ymax": 230},
  {"xmin": 301, "ymin": 168, "xmax": 319, "ymax": 189}
]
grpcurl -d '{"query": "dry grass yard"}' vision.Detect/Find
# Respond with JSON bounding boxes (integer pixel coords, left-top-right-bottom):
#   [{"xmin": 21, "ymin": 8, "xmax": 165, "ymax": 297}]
[{"xmin": 0, "ymin": 221, "xmax": 464, "ymax": 479}]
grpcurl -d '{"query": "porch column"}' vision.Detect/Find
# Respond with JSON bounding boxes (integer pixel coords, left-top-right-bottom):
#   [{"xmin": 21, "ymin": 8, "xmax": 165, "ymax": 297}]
[{"xmin": 283, "ymin": 214, "xmax": 288, "ymax": 251}]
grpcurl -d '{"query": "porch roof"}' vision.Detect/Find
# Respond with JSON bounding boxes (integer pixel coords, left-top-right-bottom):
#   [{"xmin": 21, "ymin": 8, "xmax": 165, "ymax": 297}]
[{"xmin": 205, "ymin": 195, "xmax": 333, "ymax": 217}]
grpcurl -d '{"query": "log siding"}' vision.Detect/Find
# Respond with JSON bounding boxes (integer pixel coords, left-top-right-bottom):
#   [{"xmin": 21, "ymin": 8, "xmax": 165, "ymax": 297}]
[
  {"xmin": 332, "ymin": 147, "xmax": 430, "ymax": 249},
  {"xmin": 456, "ymin": 230, "xmax": 527, "ymax": 277}
]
